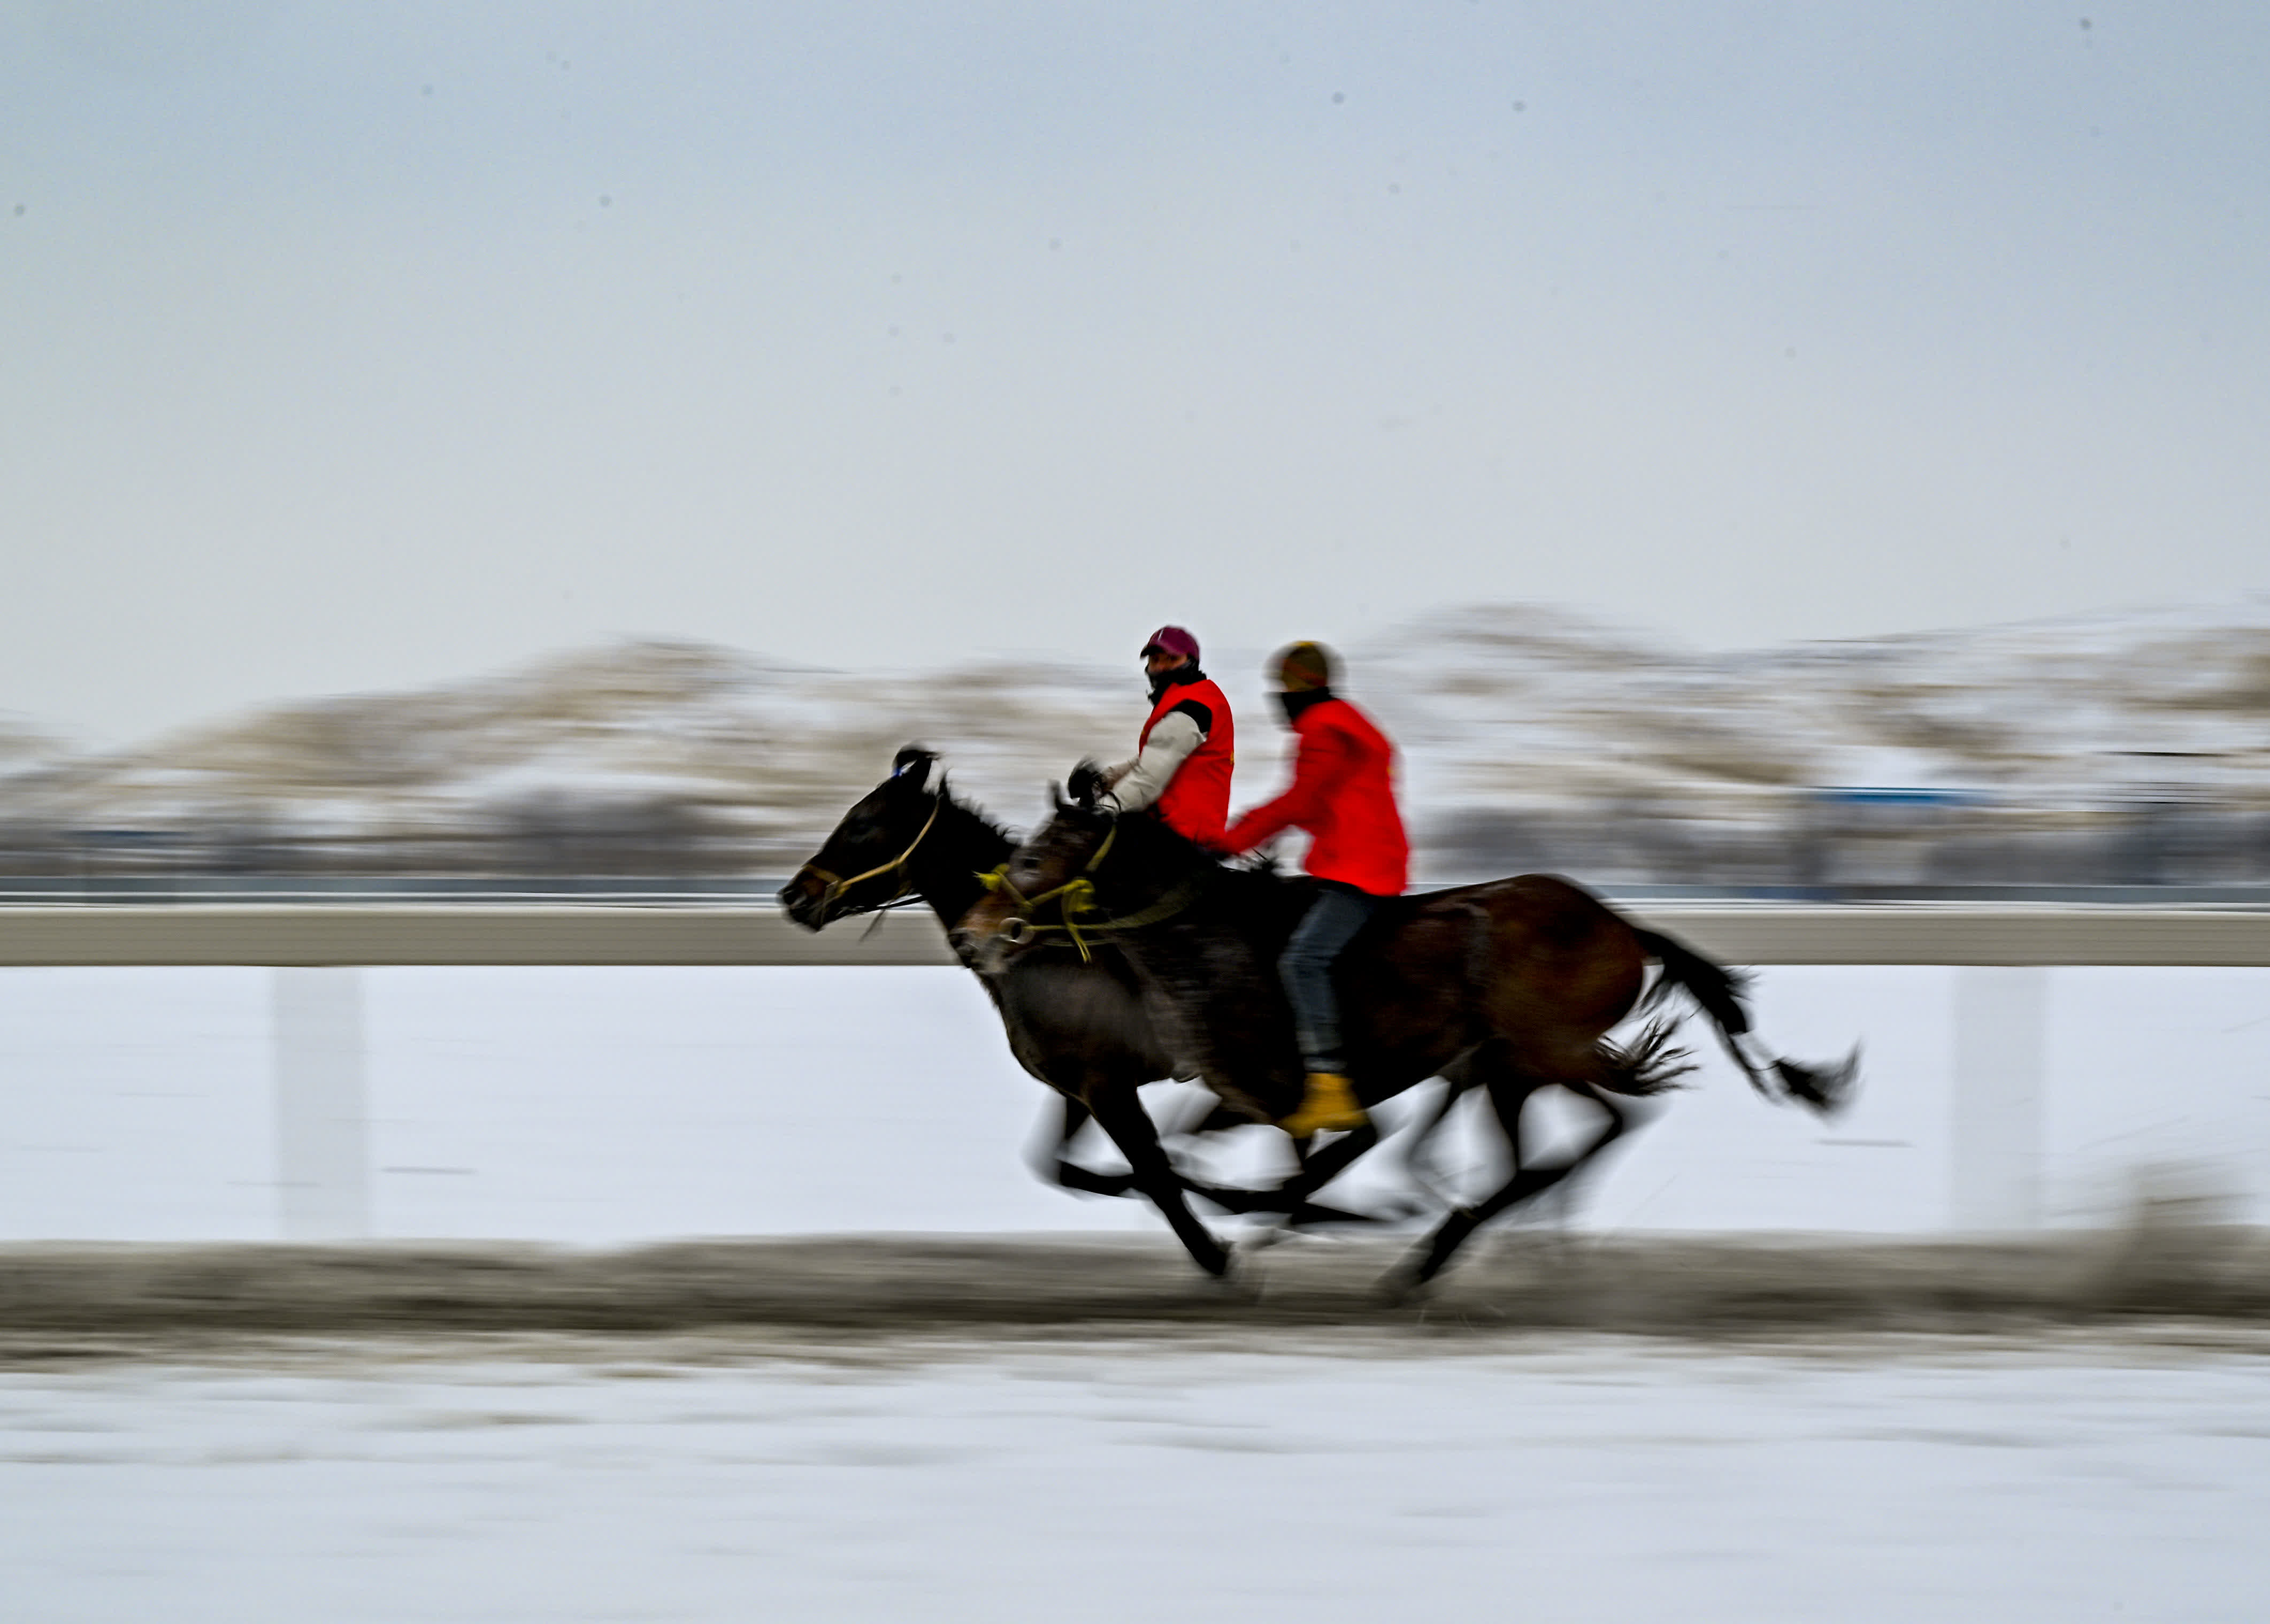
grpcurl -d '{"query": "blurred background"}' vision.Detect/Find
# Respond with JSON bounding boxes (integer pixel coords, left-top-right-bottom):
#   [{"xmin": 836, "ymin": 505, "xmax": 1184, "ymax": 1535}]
[
  {"xmin": 5, "ymin": 4, "xmax": 2267, "ymax": 901},
  {"xmin": 6, "ymin": 12, "xmax": 2270, "ymax": 1618},
  {"xmin": 2, "ymin": 597, "xmax": 2269, "ymax": 899},
  {"xmin": 3, "ymin": 0, "xmax": 2268, "ymax": 1234}
]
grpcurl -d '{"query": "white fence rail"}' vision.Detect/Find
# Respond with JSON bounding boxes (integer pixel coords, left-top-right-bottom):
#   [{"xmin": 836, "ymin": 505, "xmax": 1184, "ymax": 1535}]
[
  {"xmin": 3, "ymin": 904, "xmax": 2269, "ymax": 967},
  {"xmin": 5, "ymin": 906, "xmax": 2267, "ymax": 1242}
]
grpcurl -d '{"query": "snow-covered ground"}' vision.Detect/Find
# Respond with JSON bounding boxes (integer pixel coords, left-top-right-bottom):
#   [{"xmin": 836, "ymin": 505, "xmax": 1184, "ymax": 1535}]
[
  {"xmin": 2, "ymin": 964, "xmax": 2266, "ymax": 1242},
  {"xmin": 5, "ymin": 1334, "xmax": 2267, "ymax": 1622},
  {"xmin": 8, "ymin": 964, "xmax": 2269, "ymax": 1621}
]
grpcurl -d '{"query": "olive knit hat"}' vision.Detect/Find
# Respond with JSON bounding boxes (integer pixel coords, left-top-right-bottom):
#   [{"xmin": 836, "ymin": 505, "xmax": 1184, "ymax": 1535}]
[{"xmin": 1276, "ymin": 641, "xmax": 1333, "ymax": 691}]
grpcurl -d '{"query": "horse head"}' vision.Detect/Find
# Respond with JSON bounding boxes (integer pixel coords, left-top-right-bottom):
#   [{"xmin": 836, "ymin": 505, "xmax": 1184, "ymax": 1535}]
[
  {"xmin": 954, "ymin": 780, "xmax": 1213, "ymax": 972},
  {"xmin": 779, "ymin": 745, "xmax": 945, "ymax": 929}
]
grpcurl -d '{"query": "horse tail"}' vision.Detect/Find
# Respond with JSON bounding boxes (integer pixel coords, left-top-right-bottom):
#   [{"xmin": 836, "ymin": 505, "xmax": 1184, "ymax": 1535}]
[
  {"xmin": 1633, "ymin": 926, "xmax": 1753, "ymax": 1035},
  {"xmin": 1593, "ymin": 1017, "xmax": 1697, "ymax": 1097},
  {"xmin": 1631, "ymin": 927, "xmax": 1858, "ymax": 1116}
]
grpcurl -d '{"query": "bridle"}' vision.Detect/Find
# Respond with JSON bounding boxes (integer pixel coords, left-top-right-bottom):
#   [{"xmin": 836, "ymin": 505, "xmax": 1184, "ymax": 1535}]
[
  {"xmin": 976, "ymin": 819, "xmax": 1209, "ymax": 962},
  {"xmin": 804, "ymin": 795, "xmax": 942, "ymax": 918}
]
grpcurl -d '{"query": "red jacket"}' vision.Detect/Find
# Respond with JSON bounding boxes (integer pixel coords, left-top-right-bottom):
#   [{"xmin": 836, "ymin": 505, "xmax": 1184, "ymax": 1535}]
[
  {"xmin": 1140, "ymin": 675, "xmax": 1236, "ymax": 844},
  {"xmin": 1222, "ymin": 694, "xmax": 1408, "ymax": 896}
]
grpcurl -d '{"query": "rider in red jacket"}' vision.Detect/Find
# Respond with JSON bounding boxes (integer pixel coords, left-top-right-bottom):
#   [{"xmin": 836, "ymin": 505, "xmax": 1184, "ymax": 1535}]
[
  {"xmin": 1217, "ymin": 642, "xmax": 1409, "ymax": 1138},
  {"xmin": 1096, "ymin": 625, "xmax": 1236, "ymax": 844}
]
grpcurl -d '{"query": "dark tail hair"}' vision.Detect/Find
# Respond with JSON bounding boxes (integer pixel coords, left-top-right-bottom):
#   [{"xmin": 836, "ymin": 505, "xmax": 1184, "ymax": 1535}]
[
  {"xmin": 1595, "ymin": 1017, "xmax": 1697, "ymax": 1097},
  {"xmin": 1632, "ymin": 927, "xmax": 1858, "ymax": 1116}
]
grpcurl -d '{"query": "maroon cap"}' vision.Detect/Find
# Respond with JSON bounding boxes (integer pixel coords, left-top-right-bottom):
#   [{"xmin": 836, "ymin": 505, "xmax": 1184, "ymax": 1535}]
[{"xmin": 1140, "ymin": 625, "xmax": 1201, "ymax": 660}]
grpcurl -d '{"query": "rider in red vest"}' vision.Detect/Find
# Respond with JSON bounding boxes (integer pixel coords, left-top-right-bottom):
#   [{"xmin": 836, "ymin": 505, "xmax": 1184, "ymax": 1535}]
[
  {"xmin": 1096, "ymin": 625, "xmax": 1236, "ymax": 844},
  {"xmin": 1216, "ymin": 641, "xmax": 1409, "ymax": 1139}
]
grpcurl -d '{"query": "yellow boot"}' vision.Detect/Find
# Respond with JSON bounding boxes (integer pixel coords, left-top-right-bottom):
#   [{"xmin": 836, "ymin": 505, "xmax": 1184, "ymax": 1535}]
[{"xmin": 1280, "ymin": 1072, "xmax": 1368, "ymax": 1140}]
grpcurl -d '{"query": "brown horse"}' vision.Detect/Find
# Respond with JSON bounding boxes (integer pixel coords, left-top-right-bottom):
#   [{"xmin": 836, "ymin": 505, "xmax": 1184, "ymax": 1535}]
[{"xmin": 958, "ymin": 791, "xmax": 1858, "ymax": 1285}]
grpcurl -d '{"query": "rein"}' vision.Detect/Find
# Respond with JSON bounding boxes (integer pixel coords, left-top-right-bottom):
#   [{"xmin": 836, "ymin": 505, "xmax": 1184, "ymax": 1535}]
[
  {"xmin": 806, "ymin": 796, "xmax": 942, "ymax": 914},
  {"xmin": 977, "ymin": 821, "xmax": 1208, "ymax": 962}
]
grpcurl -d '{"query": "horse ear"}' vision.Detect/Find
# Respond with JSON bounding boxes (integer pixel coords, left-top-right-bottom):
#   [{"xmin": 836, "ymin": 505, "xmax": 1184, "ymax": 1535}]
[
  {"xmin": 890, "ymin": 745, "xmax": 934, "ymax": 792},
  {"xmin": 1049, "ymin": 782, "xmax": 1070, "ymax": 816}
]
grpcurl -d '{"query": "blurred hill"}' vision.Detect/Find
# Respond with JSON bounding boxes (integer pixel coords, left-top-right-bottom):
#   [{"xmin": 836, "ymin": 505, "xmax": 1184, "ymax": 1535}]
[
  {"xmin": 2, "ymin": 599, "xmax": 2267, "ymax": 888},
  {"xmin": 1364, "ymin": 598, "xmax": 2270, "ymax": 887}
]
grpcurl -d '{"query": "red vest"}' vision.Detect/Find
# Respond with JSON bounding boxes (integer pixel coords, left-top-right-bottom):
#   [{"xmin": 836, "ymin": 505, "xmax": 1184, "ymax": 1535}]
[{"xmin": 1139, "ymin": 675, "xmax": 1235, "ymax": 843}]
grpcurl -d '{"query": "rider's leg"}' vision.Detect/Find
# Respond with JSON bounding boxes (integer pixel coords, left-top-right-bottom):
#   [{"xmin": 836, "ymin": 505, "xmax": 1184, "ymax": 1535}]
[{"xmin": 1277, "ymin": 883, "xmax": 1379, "ymax": 1138}]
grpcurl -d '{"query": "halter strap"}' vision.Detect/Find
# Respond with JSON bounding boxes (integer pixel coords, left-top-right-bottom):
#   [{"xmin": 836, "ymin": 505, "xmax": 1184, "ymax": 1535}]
[
  {"xmin": 975, "ymin": 821, "xmax": 1206, "ymax": 961},
  {"xmin": 808, "ymin": 796, "xmax": 942, "ymax": 912}
]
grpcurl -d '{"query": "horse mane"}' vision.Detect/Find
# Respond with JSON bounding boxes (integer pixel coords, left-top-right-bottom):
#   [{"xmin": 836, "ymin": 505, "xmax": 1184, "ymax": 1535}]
[
  {"xmin": 1052, "ymin": 803, "xmax": 1315, "ymax": 959},
  {"xmin": 891, "ymin": 745, "xmax": 1018, "ymax": 850},
  {"xmin": 933, "ymin": 775, "xmax": 1019, "ymax": 851}
]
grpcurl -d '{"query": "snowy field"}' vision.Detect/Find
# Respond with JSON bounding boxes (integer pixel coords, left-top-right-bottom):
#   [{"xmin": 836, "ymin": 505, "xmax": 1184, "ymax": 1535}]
[
  {"xmin": 7, "ymin": 965, "xmax": 2269, "ymax": 1622},
  {"xmin": 2, "ymin": 964, "xmax": 2268, "ymax": 1241},
  {"xmin": 3, "ymin": 1331, "xmax": 2267, "ymax": 1623}
]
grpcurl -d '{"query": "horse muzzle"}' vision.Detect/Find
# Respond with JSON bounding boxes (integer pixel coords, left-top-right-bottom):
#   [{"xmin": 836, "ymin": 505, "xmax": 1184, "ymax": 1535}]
[
  {"xmin": 778, "ymin": 871, "xmax": 833, "ymax": 931},
  {"xmin": 950, "ymin": 923, "xmax": 1021, "ymax": 975}
]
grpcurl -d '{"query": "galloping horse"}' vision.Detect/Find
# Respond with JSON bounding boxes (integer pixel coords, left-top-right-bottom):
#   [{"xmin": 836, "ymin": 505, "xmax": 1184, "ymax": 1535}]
[
  {"xmin": 780, "ymin": 748, "xmax": 1400, "ymax": 1275},
  {"xmin": 958, "ymin": 789, "xmax": 1859, "ymax": 1285}
]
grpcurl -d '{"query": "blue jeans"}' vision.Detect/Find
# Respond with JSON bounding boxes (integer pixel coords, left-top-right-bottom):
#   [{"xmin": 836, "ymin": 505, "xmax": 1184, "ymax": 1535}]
[{"xmin": 1280, "ymin": 883, "xmax": 1382, "ymax": 1074}]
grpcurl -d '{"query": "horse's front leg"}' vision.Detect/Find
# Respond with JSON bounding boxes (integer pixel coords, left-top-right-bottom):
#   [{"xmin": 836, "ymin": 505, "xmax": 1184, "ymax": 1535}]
[{"xmin": 1086, "ymin": 1080, "xmax": 1232, "ymax": 1277}]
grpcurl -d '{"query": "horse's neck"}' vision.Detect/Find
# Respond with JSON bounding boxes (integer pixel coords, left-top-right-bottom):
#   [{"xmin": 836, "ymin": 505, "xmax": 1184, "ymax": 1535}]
[
  {"xmin": 1103, "ymin": 823, "xmax": 1214, "ymax": 917},
  {"xmin": 911, "ymin": 801, "xmax": 1010, "ymax": 929},
  {"xmin": 1115, "ymin": 853, "xmax": 1282, "ymax": 961}
]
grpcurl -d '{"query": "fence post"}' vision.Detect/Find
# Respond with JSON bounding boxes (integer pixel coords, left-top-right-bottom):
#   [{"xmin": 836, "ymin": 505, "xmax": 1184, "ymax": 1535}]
[
  {"xmin": 1948, "ymin": 965, "xmax": 2047, "ymax": 1231},
  {"xmin": 272, "ymin": 967, "xmax": 371, "ymax": 1240}
]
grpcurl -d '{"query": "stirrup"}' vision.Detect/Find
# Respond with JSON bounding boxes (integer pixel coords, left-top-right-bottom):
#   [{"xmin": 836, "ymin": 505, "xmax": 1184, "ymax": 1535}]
[{"xmin": 1279, "ymin": 1072, "xmax": 1368, "ymax": 1141}]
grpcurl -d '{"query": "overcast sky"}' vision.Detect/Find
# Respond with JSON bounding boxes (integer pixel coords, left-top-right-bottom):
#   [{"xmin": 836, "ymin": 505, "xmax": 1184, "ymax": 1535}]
[{"xmin": 4, "ymin": 2, "xmax": 2265, "ymax": 742}]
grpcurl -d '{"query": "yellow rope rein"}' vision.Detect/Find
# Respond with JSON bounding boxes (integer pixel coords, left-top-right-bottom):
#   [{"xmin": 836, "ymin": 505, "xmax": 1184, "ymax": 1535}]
[
  {"xmin": 975, "ymin": 822, "xmax": 1208, "ymax": 961},
  {"xmin": 805, "ymin": 796, "xmax": 942, "ymax": 913}
]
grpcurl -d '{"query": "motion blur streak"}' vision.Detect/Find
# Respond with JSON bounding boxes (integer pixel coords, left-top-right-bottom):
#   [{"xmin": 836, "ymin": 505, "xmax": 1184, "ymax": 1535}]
[
  {"xmin": 2, "ymin": 1211, "xmax": 2267, "ymax": 1344},
  {"xmin": 3, "ymin": 602, "xmax": 2268, "ymax": 895}
]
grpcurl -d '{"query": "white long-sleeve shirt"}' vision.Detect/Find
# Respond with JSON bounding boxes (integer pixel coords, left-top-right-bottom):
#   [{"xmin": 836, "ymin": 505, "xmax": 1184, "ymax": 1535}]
[{"xmin": 1099, "ymin": 710, "xmax": 1207, "ymax": 814}]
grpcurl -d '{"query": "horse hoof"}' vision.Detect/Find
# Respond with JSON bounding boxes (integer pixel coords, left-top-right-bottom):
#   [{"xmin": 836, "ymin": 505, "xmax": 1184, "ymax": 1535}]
[
  {"xmin": 1191, "ymin": 1240, "xmax": 1236, "ymax": 1279},
  {"xmin": 1373, "ymin": 1277, "xmax": 1419, "ymax": 1309},
  {"xmin": 1377, "ymin": 1250, "xmax": 1444, "ymax": 1304}
]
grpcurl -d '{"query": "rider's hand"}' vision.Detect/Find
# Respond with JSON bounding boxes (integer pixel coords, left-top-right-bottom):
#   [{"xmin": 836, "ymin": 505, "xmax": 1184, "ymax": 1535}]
[{"xmin": 1067, "ymin": 759, "xmax": 1108, "ymax": 807}]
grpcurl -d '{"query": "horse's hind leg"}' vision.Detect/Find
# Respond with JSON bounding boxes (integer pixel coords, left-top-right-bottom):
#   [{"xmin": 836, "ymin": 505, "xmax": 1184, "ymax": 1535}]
[
  {"xmin": 1272, "ymin": 1124, "xmax": 1384, "ymax": 1226},
  {"xmin": 1396, "ymin": 1072, "xmax": 1629, "ymax": 1288},
  {"xmin": 1390, "ymin": 1065, "xmax": 1480, "ymax": 1213},
  {"xmin": 1254, "ymin": 1069, "xmax": 1482, "ymax": 1228},
  {"xmin": 1086, "ymin": 1082, "xmax": 1232, "ymax": 1276}
]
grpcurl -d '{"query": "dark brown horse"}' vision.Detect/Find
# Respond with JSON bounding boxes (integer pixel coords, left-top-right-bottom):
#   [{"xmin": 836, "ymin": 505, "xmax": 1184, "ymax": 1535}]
[
  {"xmin": 780, "ymin": 749, "xmax": 1400, "ymax": 1275},
  {"xmin": 958, "ymin": 791, "xmax": 1858, "ymax": 1285}
]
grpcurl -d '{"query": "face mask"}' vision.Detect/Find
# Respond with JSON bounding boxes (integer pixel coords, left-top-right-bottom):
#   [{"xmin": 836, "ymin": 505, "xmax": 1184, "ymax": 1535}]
[{"xmin": 1148, "ymin": 661, "xmax": 1200, "ymax": 702}]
